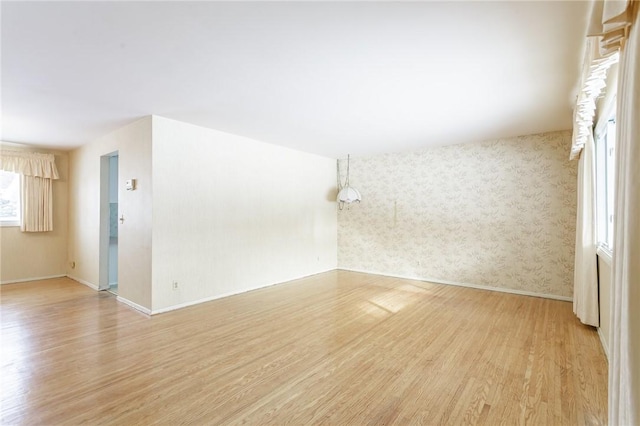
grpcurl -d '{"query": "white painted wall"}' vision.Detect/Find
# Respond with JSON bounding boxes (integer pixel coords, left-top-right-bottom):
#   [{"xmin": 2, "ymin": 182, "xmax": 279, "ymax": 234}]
[
  {"xmin": 0, "ymin": 144, "xmax": 69, "ymax": 283},
  {"xmin": 151, "ymin": 116, "xmax": 337, "ymax": 312},
  {"xmin": 68, "ymin": 117, "xmax": 152, "ymax": 309}
]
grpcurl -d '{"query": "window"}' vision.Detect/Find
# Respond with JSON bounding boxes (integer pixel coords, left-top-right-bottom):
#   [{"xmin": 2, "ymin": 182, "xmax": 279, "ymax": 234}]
[
  {"xmin": 595, "ymin": 116, "xmax": 616, "ymax": 251},
  {"xmin": 0, "ymin": 170, "xmax": 21, "ymax": 226}
]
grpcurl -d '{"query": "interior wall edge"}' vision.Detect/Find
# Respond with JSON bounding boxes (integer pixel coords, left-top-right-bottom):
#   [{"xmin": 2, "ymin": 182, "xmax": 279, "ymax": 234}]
[
  {"xmin": 338, "ymin": 267, "xmax": 573, "ymax": 302},
  {"xmin": 116, "ymin": 295, "xmax": 152, "ymax": 316},
  {"xmin": 67, "ymin": 275, "xmax": 99, "ymax": 291}
]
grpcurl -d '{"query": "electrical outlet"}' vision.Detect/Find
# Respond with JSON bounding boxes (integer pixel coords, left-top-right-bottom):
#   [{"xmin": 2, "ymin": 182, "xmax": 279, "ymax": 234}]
[{"xmin": 172, "ymin": 281, "xmax": 178, "ymax": 290}]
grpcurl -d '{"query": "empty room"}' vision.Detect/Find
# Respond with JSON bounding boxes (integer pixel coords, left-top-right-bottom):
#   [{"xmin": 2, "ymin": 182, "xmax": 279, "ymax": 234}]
[{"xmin": 1, "ymin": 1, "xmax": 639, "ymax": 424}]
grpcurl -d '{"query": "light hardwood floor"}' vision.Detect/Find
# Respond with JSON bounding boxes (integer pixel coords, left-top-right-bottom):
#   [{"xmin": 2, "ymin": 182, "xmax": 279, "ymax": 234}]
[{"xmin": 1, "ymin": 271, "xmax": 607, "ymax": 425}]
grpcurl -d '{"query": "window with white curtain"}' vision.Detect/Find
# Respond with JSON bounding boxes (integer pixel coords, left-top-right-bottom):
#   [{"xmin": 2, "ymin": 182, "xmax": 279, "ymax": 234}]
[
  {"xmin": 0, "ymin": 170, "xmax": 21, "ymax": 226},
  {"xmin": 595, "ymin": 115, "xmax": 616, "ymax": 252},
  {"xmin": 0, "ymin": 150, "xmax": 59, "ymax": 232}
]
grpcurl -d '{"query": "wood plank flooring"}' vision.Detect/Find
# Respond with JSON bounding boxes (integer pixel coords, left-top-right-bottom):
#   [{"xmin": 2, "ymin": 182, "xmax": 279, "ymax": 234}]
[{"xmin": 0, "ymin": 271, "xmax": 607, "ymax": 425}]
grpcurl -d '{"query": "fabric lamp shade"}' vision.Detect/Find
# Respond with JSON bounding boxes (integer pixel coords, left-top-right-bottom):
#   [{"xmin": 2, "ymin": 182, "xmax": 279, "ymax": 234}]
[{"xmin": 337, "ymin": 187, "xmax": 361, "ymax": 204}]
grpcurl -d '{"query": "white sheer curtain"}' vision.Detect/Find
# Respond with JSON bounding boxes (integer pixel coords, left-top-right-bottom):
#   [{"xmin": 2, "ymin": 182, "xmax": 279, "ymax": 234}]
[
  {"xmin": 570, "ymin": 2, "xmax": 621, "ymax": 327},
  {"xmin": 575, "ymin": 2, "xmax": 638, "ymax": 422},
  {"xmin": 609, "ymin": 3, "xmax": 640, "ymax": 424},
  {"xmin": 573, "ymin": 134, "xmax": 599, "ymax": 326},
  {"xmin": 0, "ymin": 149, "xmax": 59, "ymax": 232}
]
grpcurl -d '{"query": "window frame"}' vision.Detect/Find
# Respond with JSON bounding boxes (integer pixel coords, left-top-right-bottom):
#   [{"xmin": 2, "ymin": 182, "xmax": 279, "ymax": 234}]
[
  {"xmin": 0, "ymin": 170, "xmax": 21, "ymax": 227},
  {"xmin": 594, "ymin": 94, "xmax": 616, "ymax": 261}
]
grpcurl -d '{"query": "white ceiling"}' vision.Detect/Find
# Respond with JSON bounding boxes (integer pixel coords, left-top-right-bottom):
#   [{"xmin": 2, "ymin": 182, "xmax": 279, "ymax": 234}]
[{"xmin": 1, "ymin": 1, "xmax": 589, "ymax": 158}]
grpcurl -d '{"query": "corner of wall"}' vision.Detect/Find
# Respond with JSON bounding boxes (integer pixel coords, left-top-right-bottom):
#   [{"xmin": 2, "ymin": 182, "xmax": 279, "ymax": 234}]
[{"xmin": 66, "ymin": 117, "xmax": 153, "ymax": 311}]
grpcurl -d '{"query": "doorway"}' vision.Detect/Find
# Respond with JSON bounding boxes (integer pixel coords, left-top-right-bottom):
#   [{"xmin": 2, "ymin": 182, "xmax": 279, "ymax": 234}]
[{"xmin": 99, "ymin": 152, "xmax": 118, "ymax": 294}]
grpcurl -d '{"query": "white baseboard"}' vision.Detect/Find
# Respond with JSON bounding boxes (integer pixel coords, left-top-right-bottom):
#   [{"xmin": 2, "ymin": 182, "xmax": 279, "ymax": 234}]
[
  {"xmin": 151, "ymin": 284, "xmax": 278, "ymax": 315},
  {"xmin": 67, "ymin": 275, "xmax": 99, "ymax": 291},
  {"xmin": 597, "ymin": 327, "xmax": 609, "ymax": 361},
  {"xmin": 338, "ymin": 268, "xmax": 573, "ymax": 302},
  {"xmin": 1, "ymin": 274, "xmax": 67, "ymax": 285},
  {"xmin": 116, "ymin": 296, "xmax": 151, "ymax": 315},
  {"xmin": 66, "ymin": 275, "xmax": 149, "ymax": 315},
  {"xmin": 151, "ymin": 267, "xmax": 336, "ymax": 315}
]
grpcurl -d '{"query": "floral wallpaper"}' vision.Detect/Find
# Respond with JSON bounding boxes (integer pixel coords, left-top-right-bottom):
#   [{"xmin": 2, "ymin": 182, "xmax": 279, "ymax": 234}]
[{"xmin": 338, "ymin": 131, "xmax": 577, "ymax": 298}]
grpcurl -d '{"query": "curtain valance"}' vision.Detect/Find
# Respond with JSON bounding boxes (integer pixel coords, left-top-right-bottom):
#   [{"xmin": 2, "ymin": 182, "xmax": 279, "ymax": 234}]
[
  {"xmin": 0, "ymin": 150, "xmax": 60, "ymax": 179},
  {"xmin": 588, "ymin": 0, "xmax": 634, "ymax": 55},
  {"xmin": 570, "ymin": 0, "xmax": 635, "ymax": 159},
  {"xmin": 570, "ymin": 40, "xmax": 618, "ymax": 160}
]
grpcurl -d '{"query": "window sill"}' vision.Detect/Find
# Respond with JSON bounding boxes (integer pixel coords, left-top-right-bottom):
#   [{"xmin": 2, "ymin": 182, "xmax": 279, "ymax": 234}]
[
  {"xmin": 597, "ymin": 244, "xmax": 613, "ymax": 266},
  {"xmin": 0, "ymin": 220, "xmax": 20, "ymax": 227}
]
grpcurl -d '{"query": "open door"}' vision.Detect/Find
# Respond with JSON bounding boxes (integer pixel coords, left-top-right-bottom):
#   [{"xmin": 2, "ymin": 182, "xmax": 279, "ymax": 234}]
[{"xmin": 99, "ymin": 152, "xmax": 118, "ymax": 293}]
